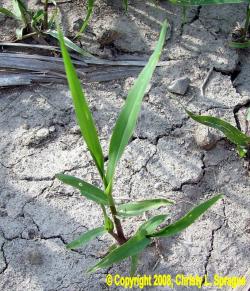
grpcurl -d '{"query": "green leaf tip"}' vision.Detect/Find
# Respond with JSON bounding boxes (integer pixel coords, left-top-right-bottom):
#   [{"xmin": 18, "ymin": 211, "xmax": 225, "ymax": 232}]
[
  {"xmin": 149, "ymin": 194, "xmax": 223, "ymax": 238},
  {"xmin": 55, "ymin": 173, "xmax": 109, "ymax": 205},
  {"xmin": 106, "ymin": 19, "xmax": 169, "ymax": 185},
  {"xmin": 57, "ymin": 24, "xmax": 105, "ymax": 179},
  {"xmin": 66, "ymin": 226, "xmax": 107, "ymax": 250}
]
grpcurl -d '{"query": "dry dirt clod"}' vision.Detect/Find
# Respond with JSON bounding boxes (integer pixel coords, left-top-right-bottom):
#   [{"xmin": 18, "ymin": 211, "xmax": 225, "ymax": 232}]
[
  {"xmin": 97, "ymin": 30, "xmax": 120, "ymax": 47},
  {"xmin": 27, "ymin": 250, "xmax": 44, "ymax": 266},
  {"xmin": 194, "ymin": 125, "xmax": 217, "ymax": 150},
  {"xmin": 167, "ymin": 76, "xmax": 190, "ymax": 95}
]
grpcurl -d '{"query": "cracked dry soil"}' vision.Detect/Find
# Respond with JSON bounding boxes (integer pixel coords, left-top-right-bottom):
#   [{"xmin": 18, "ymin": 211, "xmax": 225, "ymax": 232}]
[{"xmin": 0, "ymin": 0, "xmax": 250, "ymax": 290}]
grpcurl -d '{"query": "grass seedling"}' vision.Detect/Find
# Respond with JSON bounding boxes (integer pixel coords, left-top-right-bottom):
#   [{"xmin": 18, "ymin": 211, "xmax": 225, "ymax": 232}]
[
  {"xmin": 56, "ymin": 20, "xmax": 222, "ymax": 274},
  {"xmin": 167, "ymin": 0, "xmax": 250, "ymax": 48},
  {"xmin": 0, "ymin": 0, "xmax": 57, "ymax": 40},
  {"xmin": 0, "ymin": 0, "xmax": 92, "ymax": 56}
]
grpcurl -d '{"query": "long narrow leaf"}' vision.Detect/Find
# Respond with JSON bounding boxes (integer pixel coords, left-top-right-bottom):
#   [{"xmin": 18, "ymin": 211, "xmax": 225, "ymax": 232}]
[
  {"xmin": 48, "ymin": 29, "xmax": 93, "ymax": 57},
  {"xmin": 55, "ymin": 174, "xmax": 109, "ymax": 205},
  {"xmin": 149, "ymin": 195, "xmax": 223, "ymax": 238},
  {"xmin": 75, "ymin": 0, "xmax": 94, "ymax": 38},
  {"xmin": 106, "ymin": 20, "xmax": 168, "ymax": 184},
  {"xmin": 0, "ymin": 7, "xmax": 17, "ymax": 19},
  {"xmin": 169, "ymin": 0, "xmax": 249, "ymax": 5},
  {"xmin": 186, "ymin": 110, "xmax": 250, "ymax": 147},
  {"xmin": 229, "ymin": 40, "xmax": 250, "ymax": 49},
  {"xmin": 88, "ymin": 233, "xmax": 151, "ymax": 273},
  {"xmin": 57, "ymin": 27, "xmax": 105, "ymax": 178},
  {"xmin": 117, "ymin": 199, "xmax": 173, "ymax": 217},
  {"xmin": 66, "ymin": 226, "xmax": 107, "ymax": 249},
  {"xmin": 12, "ymin": 0, "xmax": 29, "ymax": 25},
  {"xmin": 123, "ymin": 0, "xmax": 128, "ymax": 11}
]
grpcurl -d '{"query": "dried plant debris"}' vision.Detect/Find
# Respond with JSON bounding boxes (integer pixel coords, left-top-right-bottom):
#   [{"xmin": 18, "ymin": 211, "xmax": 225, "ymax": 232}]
[{"xmin": 0, "ymin": 44, "xmax": 167, "ymax": 87}]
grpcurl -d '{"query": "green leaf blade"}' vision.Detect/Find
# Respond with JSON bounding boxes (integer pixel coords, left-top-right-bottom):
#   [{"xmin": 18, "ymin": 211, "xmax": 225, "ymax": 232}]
[
  {"xmin": 57, "ymin": 27, "xmax": 105, "ymax": 178},
  {"xmin": 55, "ymin": 174, "xmax": 109, "ymax": 205},
  {"xmin": 88, "ymin": 233, "xmax": 151, "ymax": 273},
  {"xmin": 47, "ymin": 29, "xmax": 93, "ymax": 57},
  {"xmin": 117, "ymin": 199, "xmax": 173, "ymax": 217},
  {"xmin": 138, "ymin": 214, "xmax": 168, "ymax": 235},
  {"xmin": 229, "ymin": 40, "xmax": 250, "ymax": 49},
  {"xmin": 0, "ymin": 7, "xmax": 17, "ymax": 19},
  {"xmin": 149, "ymin": 195, "xmax": 223, "ymax": 238},
  {"xmin": 106, "ymin": 20, "xmax": 168, "ymax": 184},
  {"xmin": 66, "ymin": 226, "xmax": 107, "ymax": 249},
  {"xmin": 75, "ymin": 0, "xmax": 94, "ymax": 37},
  {"xmin": 187, "ymin": 110, "xmax": 250, "ymax": 147},
  {"xmin": 130, "ymin": 254, "xmax": 139, "ymax": 276},
  {"xmin": 169, "ymin": 0, "xmax": 249, "ymax": 5}
]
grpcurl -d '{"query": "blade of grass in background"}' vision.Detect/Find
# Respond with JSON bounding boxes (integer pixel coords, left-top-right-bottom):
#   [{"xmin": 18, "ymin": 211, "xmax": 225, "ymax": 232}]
[
  {"xmin": 75, "ymin": 0, "xmax": 94, "ymax": 38},
  {"xmin": 46, "ymin": 30, "xmax": 93, "ymax": 57},
  {"xmin": 106, "ymin": 20, "xmax": 168, "ymax": 186},
  {"xmin": 0, "ymin": 8, "xmax": 17, "ymax": 18},
  {"xmin": 57, "ymin": 26, "xmax": 105, "ymax": 179},
  {"xmin": 186, "ymin": 110, "xmax": 250, "ymax": 148},
  {"xmin": 123, "ymin": 0, "xmax": 128, "ymax": 11},
  {"xmin": 149, "ymin": 195, "xmax": 223, "ymax": 238},
  {"xmin": 229, "ymin": 40, "xmax": 250, "ymax": 48},
  {"xmin": 169, "ymin": 0, "xmax": 249, "ymax": 5}
]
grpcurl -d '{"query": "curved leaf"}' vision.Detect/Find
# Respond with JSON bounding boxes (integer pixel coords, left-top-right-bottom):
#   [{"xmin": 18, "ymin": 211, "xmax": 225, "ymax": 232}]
[
  {"xmin": 187, "ymin": 110, "xmax": 250, "ymax": 148},
  {"xmin": 13, "ymin": 0, "xmax": 29, "ymax": 25},
  {"xmin": 169, "ymin": 0, "xmax": 249, "ymax": 5},
  {"xmin": 117, "ymin": 199, "xmax": 173, "ymax": 217},
  {"xmin": 229, "ymin": 40, "xmax": 250, "ymax": 49},
  {"xmin": 66, "ymin": 226, "xmax": 106, "ymax": 249},
  {"xmin": 88, "ymin": 232, "xmax": 151, "ymax": 273},
  {"xmin": 47, "ymin": 29, "xmax": 93, "ymax": 57},
  {"xmin": 57, "ymin": 27, "xmax": 105, "ymax": 178},
  {"xmin": 75, "ymin": 0, "xmax": 94, "ymax": 37},
  {"xmin": 55, "ymin": 174, "xmax": 109, "ymax": 205},
  {"xmin": 106, "ymin": 20, "xmax": 168, "ymax": 184},
  {"xmin": 149, "ymin": 195, "xmax": 223, "ymax": 238},
  {"xmin": 0, "ymin": 7, "xmax": 17, "ymax": 19}
]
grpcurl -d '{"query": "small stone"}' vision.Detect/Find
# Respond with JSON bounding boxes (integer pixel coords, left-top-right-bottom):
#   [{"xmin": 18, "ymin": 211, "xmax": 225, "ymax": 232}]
[
  {"xmin": 27, "ymin": 250, "xmax": 43, "ymax": 266},
  {"xmin": 73, "ymin": 19, "xmax": 83, "ymax": 31},
  {"xmin": 22, "ymin": 123, "xmax": 30, "ymax": 130},
  {"xmin": 167, "ymin": 76, "xmax": 191, "ymax": 95},
  {"xmin": 49, "ymin": 126, "xmax": 56, "ymax": 133},
  {"xmin": 194, "ymin": 125, "xmax": 217, "ymax": 150},
  {"xmin": 97, "ymin": 30, "xmax": 120, "ymax": 46},
  {"xmin": 36, "ymin": 128, "xmax": 49, "ymax": 139},
  {"xmin": 70, "ymin": 125, "xmax": 81, "ymax": 134}
]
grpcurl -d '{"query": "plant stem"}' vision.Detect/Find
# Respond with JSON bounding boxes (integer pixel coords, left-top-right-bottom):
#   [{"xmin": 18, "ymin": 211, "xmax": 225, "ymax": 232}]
[
  {"xmin": 103, "ymin": 178, "xmax": 127, "ymax": 244},
  {"xmin": 44, "ymin": 0, "xmax": 49, "ymax": 30},
  {"xmin": 244, "ymin": 4, "xmax": 250, "ymax": 40}
]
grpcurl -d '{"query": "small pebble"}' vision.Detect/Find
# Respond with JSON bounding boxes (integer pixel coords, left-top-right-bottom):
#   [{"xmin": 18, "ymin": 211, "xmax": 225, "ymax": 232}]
[
  {"xmin": 167, "ymin": 76, "xmax": 190, "ymax": 95},
  {"xmin": 194, "ymin": 125, "xmax": 217, "ymax": 150},
  {"xmin": 36, "ymin": 128, "xmax": 49, "ymax": 139}
]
